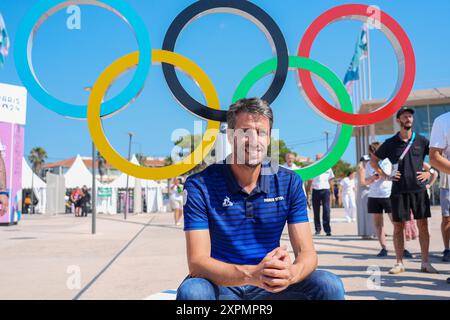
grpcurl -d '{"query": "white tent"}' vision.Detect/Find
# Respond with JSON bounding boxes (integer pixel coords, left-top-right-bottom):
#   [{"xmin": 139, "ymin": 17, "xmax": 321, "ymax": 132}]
[
  {"xmin": 109, "ymin": 155, "xmax": 163, "ymax": 213},
  {"xmin": 21, "ymin": 158, "xmax": 47, "ymax": 214},
  {"xmin": 144, "ymin": 179, "xmax": 163, "ymax": 213},
  {"xmin": 64, "ymin": 154, "xmax": 93, "ymax": 189}
]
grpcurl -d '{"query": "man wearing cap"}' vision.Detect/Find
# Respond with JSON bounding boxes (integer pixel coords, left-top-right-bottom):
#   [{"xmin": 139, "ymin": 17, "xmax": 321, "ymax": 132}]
[
  {"xmin": 429, "ymin": 111, "xmax": 450, "ymax": 284},
  {"xmin": 371, "ymin": 108, "xmax": 437, "ymax": 274},
  {"xmin": 176, "ymin": 98, "xmax": 345, "ymax": 300}
]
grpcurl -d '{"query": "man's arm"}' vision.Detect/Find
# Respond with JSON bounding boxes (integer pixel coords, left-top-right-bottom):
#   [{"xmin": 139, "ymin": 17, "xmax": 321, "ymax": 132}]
[
  {"xmin": 430, "ymin": 147, "xmax": 450, "ymax": 174},
  {"xmin": 287, "ymin": 222, "xmax": 317, "ymax": 283},
  {"xmin": 420, "ymin": 161, "xmax": 437, "ymax": 186},
  {"xmin": 260, "ymin": 222, "xmax": 317, "ymax": 293},
  {"xmin": 259, "ymin": 174, "xmax": 316, "ymax": 293},
  {"xmin": 186, "ymin": 230, "xmax": 284, "ymax": 287},
  {"xmin": 370, "ymin": 154, "xmax": 386, "ymax": 178},
  {"xmin": 429, "ymin": 117, "xmax": 450, "ymax": 174}
]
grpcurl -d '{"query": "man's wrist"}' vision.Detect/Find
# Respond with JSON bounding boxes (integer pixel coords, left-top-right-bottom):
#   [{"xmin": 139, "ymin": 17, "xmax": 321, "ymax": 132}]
[
  {"xmin": 288, "ymin": 263, "xmax": 303, "ymax": 285},
  {"xmin": 0, "ymin": 191, "xmax": 9, "ymax": 197},
  {"xmin": 236, "ymin": 264, "xmax": 256, "ymax": 286}
]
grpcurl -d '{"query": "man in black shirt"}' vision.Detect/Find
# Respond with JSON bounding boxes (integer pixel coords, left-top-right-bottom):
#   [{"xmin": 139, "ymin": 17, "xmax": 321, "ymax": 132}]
[{"xmin": 371, "ymin": 108, "xmax": 438, "ymax": 274}]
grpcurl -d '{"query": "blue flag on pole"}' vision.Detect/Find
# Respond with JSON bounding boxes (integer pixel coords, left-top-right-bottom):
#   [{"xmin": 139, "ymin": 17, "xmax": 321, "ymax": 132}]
[{"xmin": 343, "ymin": 25, "xmax": 368, "ymax": 92}]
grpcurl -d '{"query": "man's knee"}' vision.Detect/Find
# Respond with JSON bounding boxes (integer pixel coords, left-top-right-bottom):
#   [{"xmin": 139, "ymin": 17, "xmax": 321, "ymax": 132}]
[
  {"xmin": 304, "ymin": 270, "xmax": 345, "ymax": 300},
  {"xmin": 393, "ymin": 222, "xmax": 404, "ymax": 233},
  {"xmin": 176, "ymin": 277, "xmax": 217, "ymax": 300},
  {"xmin": 416, "ymin": 218, "xmax": 429, "ymax": 230}
]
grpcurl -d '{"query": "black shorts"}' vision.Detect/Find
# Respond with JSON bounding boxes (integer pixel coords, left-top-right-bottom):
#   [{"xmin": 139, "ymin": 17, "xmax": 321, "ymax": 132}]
[
  {"xmin": 368, "ymin": 197, "xmax": 392, "ymax": 214},
  {"xmin": 390, "ymin": 191, "xmax": 431, "ymax": 222}
]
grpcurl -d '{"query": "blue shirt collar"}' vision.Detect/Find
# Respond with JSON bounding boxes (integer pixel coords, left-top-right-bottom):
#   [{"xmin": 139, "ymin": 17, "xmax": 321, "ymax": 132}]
[{"xmin": 222, "ymin": 157, "xmax": 271, "ymax": 195}]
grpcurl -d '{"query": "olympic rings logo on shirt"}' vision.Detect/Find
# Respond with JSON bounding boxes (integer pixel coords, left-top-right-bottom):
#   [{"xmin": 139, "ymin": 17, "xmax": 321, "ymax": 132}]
[{"xmin": 13, "ymin": 0, "xmax": 416, "ymax": 180}]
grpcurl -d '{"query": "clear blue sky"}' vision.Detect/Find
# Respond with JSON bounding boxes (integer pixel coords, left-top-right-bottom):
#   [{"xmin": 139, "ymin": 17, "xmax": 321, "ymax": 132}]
[{"xmin": 1, "ymin": 0, "xmax": 450, "ymax": 166}]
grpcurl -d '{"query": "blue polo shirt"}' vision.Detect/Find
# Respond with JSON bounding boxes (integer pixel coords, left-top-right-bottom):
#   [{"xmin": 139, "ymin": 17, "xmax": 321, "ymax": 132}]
[{"xmin": 183, "ymin": 161, "xmax": 308, "ymax": 265}]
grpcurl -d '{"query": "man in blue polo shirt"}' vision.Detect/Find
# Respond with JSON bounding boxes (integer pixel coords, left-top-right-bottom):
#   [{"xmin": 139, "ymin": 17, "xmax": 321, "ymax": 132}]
[{"xmin": 176, "ymin": 98, "xmax": 345, "ymax": 300}]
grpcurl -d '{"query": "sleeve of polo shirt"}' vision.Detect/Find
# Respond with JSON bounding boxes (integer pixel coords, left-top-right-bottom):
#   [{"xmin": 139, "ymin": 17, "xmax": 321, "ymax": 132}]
[
  {"xmin": 183, "ymin": 177, "xmax": 209, "ymax": 231},
  {"xmin": 288, "ymin": 174, "xmax": 309, "ymax": 224},
  {"xmin": 430, "ymin": 117, "xmax": 446, "ymax": 149},
  {"xmin": 375, "ymin": 141, "xmax": 389, "ymax": 160},
  {"xmin": 329, "ymin": 169, "xmax": 335, "ymax": 179}
]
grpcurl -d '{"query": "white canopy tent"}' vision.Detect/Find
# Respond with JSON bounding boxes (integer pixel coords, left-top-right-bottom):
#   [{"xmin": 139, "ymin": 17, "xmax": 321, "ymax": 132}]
[
  {"xmin": 64, "ymin": 154, "xmax": 93, "ymax": 189},
  {"xmin": 21, "ymin": 157, "xmax": 47, "ymax": 214},
  {"xmin": 108, "ymin": 155, "xmax": 164, "ymax": 213},
  {"xmin": 144, "ymin": 179, "xmax": 164, "ymax": 213}
]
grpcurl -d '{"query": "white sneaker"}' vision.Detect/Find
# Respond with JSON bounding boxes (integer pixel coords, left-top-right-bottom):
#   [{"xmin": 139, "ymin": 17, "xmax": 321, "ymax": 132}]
[
  {"xmin": 389, "ymin": 263, "xmax": 406, "ymax": 274},
  {"xmin": 345, "ymin": 216, "xmax": 352, "ymax": 223}
]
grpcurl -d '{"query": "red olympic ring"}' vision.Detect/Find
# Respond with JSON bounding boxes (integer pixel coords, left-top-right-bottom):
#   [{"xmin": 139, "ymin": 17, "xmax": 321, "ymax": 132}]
[{"xmin": 297, "ymin": 4, "xmax": 416, "ymax": 126}]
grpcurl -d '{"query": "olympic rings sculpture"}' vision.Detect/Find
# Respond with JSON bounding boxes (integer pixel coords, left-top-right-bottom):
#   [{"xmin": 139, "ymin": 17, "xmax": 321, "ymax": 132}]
[{"xmin": 13, "ymin": 0, "xmax": 416, "ymax": 180}]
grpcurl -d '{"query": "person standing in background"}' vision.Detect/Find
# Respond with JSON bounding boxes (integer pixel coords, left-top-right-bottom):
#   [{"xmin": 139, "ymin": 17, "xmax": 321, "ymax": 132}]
[
  {"xmin": 170, "ymin": 177, "xmax": 184, "ymax": 226},
  {"xmin": 307, "ymin": 154, "xmax": 335, "ymax": 236},
  {"xmin": 365, "ymin": 142, "xmax": 393, "ymax": 257},
  {"xmin": 429, "ymin": 112, "xmax": 450, "ymax": 275},
  {"xmin": 371, "ymin": 108, "xmax": 437, "ymax": 274},
  {"xmin": 340, "ymin": 171, "xmax": 357, "ymax": 223},
  {"xmin": 284, "ymin": 153, "xmax": 299, "ymax": 170},
  {"xmin": 357, "ymin": 155, "xmax": 376, "ymax": 240},
  {"xmin": 80, "ymin": 185, "xmax": 91, "ymax": 217}
]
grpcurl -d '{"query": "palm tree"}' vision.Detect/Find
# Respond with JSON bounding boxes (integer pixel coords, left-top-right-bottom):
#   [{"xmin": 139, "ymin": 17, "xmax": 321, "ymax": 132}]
[
  {"xmin": 28, "ymin": 147, "xmax": 47, "ymax": 214},
  {"xmin": 135, "ymin": 153, "xmax": 147, "ymax": 167}
]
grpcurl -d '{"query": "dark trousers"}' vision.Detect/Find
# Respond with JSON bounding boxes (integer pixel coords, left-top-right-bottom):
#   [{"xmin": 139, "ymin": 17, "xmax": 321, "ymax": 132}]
[
  {"xmin": 312, "ymin": 189, "xmax": 331, "ymax": 234},
  {"xmin": 81, "ymin": 203, "xmax": 88, "ymax": 217}
]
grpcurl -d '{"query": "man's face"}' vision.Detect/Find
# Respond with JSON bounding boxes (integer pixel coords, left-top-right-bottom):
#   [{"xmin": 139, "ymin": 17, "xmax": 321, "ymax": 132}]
[
  {"xmin": 286, "ymin": 154, "xmax": 295, "ymax": 165},
  {"xmin": 397, "ymin": 112, "xmax": 414, "ymax": 130},
  {"xmin": 228, "ymin": 112, "xmax": 271, "ymax": 168}
]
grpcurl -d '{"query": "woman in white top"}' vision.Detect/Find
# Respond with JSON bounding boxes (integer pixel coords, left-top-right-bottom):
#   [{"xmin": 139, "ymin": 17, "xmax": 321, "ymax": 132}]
[
  {"xmin": 365, "ymin": 142, "xmax": 393, "ymax": 257},
  {"xmin": 340, "ymin": 171, "xmax": 356, "ymax": 223},
  {"xmin": 170, "ymin": 177, "xmax": 184, "ymax": 226}
]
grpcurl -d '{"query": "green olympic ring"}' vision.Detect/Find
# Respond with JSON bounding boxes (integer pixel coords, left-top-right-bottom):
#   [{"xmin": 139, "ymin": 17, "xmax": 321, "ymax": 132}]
[{"xmin": 233, "ymin": 56, "xmax": 354, "ymax": 181}]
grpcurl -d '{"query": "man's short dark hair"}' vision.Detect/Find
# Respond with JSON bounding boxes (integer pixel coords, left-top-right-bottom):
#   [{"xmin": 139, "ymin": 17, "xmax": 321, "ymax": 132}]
[{"xmin": 226, "ymin": 98, "xmax": 273, "ymax": 129}]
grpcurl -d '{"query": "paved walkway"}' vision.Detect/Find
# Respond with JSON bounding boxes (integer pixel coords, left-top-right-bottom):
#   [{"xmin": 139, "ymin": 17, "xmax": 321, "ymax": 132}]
[{"xmin": 0, "ymin": 207, "xmax": 448, "ymax": 300}]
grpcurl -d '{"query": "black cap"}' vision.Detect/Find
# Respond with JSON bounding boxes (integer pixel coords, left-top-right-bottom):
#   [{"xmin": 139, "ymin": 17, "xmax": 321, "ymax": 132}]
[{"xmin": 396, "ymin": 107, "xmax": 415, "ymax": 118}]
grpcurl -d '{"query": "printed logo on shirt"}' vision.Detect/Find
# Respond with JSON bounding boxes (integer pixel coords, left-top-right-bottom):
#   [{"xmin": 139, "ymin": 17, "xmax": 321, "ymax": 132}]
[
  {"xmin": 264, "ymin": 196, "xmax": 285, "ymax": 203},
  {"xmin": 222, "ymin": 196, "xmax": 234, "ymax": 207}
]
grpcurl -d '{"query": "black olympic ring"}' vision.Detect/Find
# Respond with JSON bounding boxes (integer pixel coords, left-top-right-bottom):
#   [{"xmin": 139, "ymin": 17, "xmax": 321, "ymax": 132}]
[{"xmin": 162, "ymin": 0, "xmax": 289, "ymax": 122}]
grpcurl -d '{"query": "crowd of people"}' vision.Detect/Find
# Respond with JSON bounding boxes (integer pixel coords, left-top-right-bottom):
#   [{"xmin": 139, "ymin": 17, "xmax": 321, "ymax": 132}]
[
  {"xmin": 288, "ymin": 108, "xmax": 449, "ymax": 281},
  {"xmin": 65, "ymin": 185, "xmax": 91, "ymax": 217}
]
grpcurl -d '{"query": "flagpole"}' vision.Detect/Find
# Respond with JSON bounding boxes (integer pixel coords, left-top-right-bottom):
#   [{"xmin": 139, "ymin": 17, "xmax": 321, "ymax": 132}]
[{"xmin": 366, "ymin": 23, "xmax": 375, "ymax": 143}]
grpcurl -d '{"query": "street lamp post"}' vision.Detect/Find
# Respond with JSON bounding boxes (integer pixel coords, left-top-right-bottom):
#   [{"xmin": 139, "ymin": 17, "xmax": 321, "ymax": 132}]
[
  {"xmin": 84, "ymin": 86, "xmax": 99, "ymax": 234},
  {"xmin": 124, "ymin": 132, "xmax": 134, "ymax": 220}
]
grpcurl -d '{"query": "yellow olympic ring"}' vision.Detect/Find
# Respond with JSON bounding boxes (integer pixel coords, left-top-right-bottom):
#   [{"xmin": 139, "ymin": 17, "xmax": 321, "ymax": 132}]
[{"xmin": 87, "ymin": 50, "xmax": 220, "ymax": 180}]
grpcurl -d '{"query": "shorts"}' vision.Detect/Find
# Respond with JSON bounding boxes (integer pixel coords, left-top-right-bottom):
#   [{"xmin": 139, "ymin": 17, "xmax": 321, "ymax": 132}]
[
  {"xmin": 171, "ymin": 199, "xmax": 183, "ymax": 210},
  {"xmin": 440, "ymin": 188, "xmax": 449, "ymax": 217},
  {"xmin": 390, "ymin": 191, "xmax": 431, "ymax": 222},
  {"xmin": 367, "ymin": 197, "xmax": 392, "ymax": 214}
]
